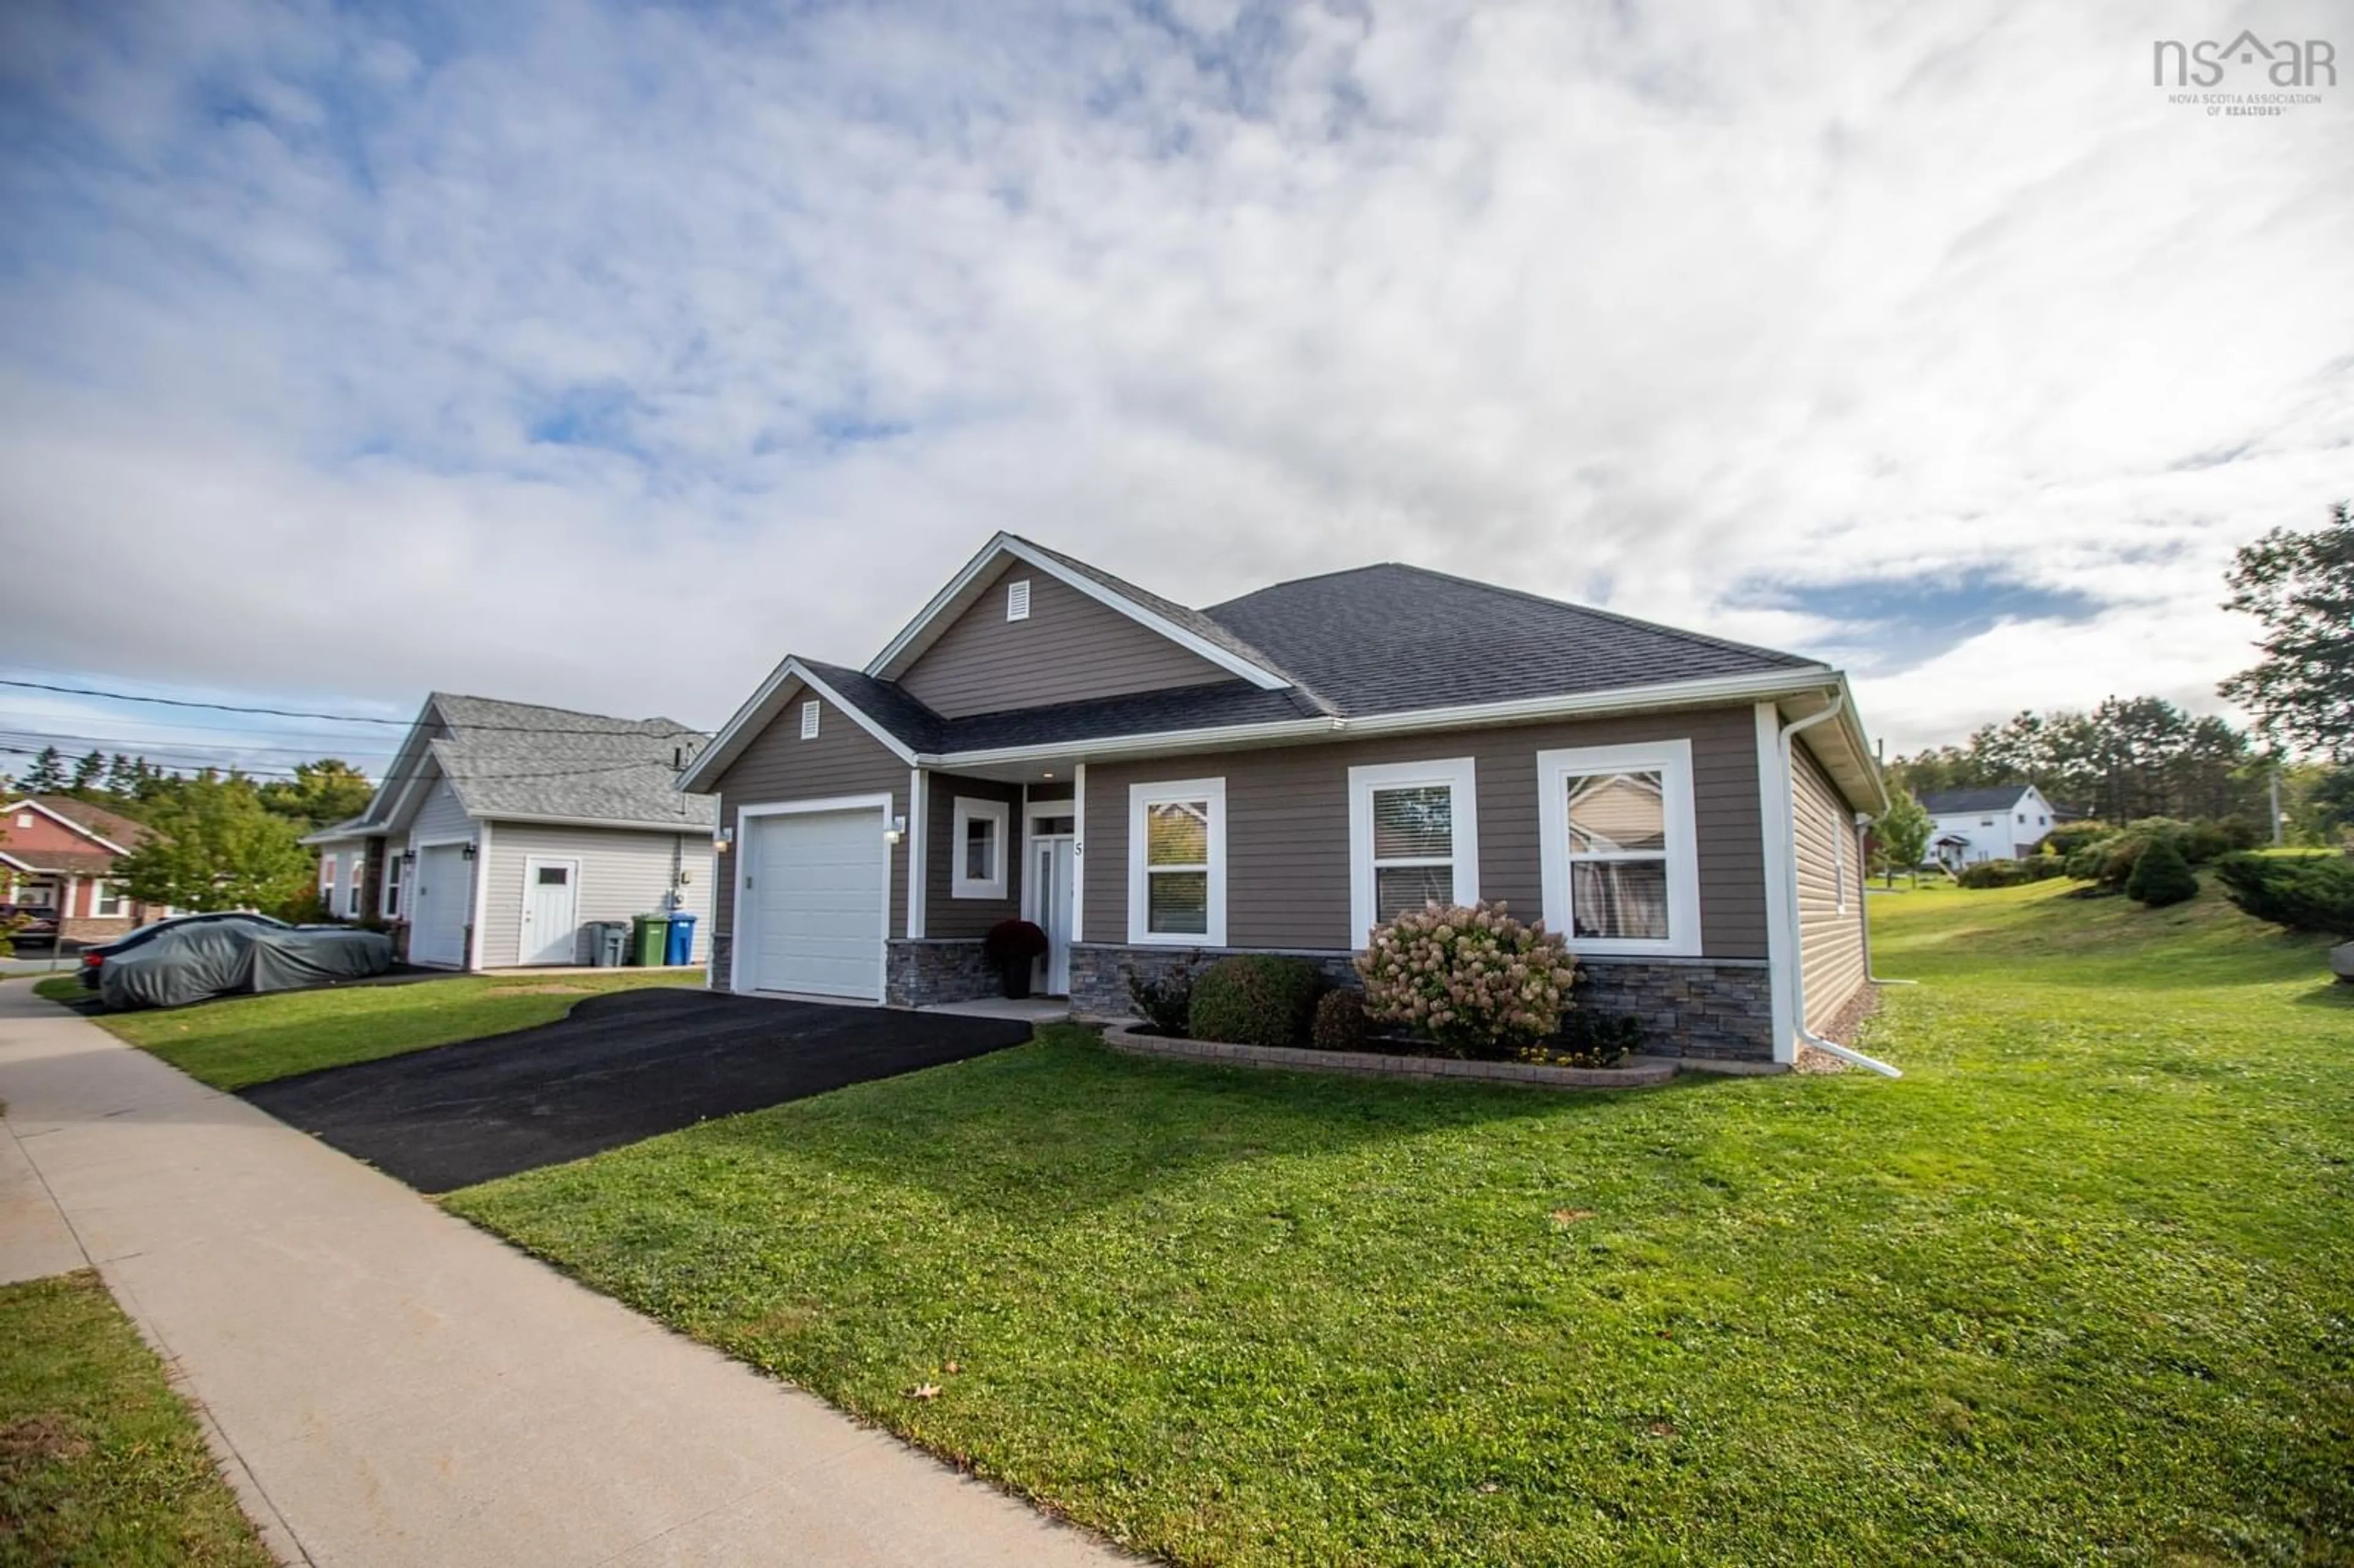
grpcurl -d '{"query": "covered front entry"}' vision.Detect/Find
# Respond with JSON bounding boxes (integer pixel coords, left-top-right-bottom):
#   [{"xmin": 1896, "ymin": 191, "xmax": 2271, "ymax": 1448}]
[
  {"xmin": 740, "ymin": 802, "xmax": 888, "ymax": 1000},
  {"xmin": 409, "ymin": 842, "xmax": 473, "ymax": 968}
]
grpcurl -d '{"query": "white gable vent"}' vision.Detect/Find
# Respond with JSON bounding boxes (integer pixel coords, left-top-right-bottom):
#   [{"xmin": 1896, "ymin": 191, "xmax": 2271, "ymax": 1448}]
[
  {"xmin": 1006, "ymin": 579, "xmax": 1031, "ymax": 622},
  {"xmin": 800, "ymin": 699, "xmax": 821, "ymax": 739}
]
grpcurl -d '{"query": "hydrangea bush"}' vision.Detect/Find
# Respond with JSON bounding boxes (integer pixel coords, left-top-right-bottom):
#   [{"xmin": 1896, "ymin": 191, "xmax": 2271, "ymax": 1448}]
[{"xmin": 1353, "ymin": 901, "xmax": 1579, "ymax": 1058}]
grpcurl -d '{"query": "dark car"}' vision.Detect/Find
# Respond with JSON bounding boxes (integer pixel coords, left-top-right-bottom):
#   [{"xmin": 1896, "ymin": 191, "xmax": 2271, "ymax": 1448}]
[
  {"xmin": 80, "ymin": 910, "xmax": 291, "ymax": 988},
  {"xmin": 0, "ymin": 903, "xmax": 63, "ymax": 946}
]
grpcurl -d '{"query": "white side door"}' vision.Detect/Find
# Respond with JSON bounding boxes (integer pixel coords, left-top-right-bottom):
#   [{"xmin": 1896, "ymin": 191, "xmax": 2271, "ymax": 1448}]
[{"xmin": 520, "ymin": 857, "xmax": 582, "ymax": 965}]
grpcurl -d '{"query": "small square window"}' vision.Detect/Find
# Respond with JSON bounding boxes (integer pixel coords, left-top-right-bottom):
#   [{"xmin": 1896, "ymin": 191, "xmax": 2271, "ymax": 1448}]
[
  {"xmin": 1006, "ymin": 579, "xmax": 1031, "ymax": 622},
  {"xmin": 799, "ymin": 699, "xmax": 820, "ymax": 740},
  {"xmin": 536, "ymin": 866, "xmax": 569, "ymax": 886}
]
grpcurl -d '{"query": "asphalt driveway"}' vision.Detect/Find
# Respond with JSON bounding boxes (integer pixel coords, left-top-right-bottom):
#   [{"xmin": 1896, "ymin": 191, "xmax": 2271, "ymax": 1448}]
[{"xmin": 240, "ymin": 988, "xmax": 1035, "ymax": 1192}]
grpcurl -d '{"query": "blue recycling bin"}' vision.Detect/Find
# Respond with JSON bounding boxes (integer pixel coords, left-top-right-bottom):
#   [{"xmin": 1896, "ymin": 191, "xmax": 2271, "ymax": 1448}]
[{"xmin": 663, "ymin": 911, "xmax": 697, "ymax": 967}]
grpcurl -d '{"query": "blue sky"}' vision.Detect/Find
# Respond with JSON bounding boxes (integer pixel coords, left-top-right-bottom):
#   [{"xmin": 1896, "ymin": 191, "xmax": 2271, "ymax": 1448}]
[{"xmin": 0, "ymin": 0, "xmax": 2348, "ymax": 775}]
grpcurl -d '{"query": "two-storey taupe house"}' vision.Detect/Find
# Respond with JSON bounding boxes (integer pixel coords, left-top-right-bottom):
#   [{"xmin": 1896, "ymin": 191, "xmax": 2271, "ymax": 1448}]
[{"xmin": 682, "ymin": 534, "xmax": 1886, "ymax": 1065}]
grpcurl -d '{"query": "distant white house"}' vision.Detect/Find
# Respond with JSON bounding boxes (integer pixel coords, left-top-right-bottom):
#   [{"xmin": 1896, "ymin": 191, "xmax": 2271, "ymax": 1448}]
[{"xmin": 1918, "ymin": 786, "xmax": 2065, "ymax": 868}]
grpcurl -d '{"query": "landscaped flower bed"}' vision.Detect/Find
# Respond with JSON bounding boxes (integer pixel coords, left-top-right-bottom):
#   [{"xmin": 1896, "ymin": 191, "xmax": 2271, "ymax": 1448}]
[{"xmin": 1118, "ymin": 901, "xmax": 1653, "ymax": 1077}]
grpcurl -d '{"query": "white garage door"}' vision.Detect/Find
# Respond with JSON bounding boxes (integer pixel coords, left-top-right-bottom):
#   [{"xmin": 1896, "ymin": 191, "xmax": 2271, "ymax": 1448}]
[
  {"xmin": 409, "ymin": 843, "xmax": 473, "ymax": 968},
  {"xmin": 744, "ymin": 808, "xmax": 885, "ymax": 999}
]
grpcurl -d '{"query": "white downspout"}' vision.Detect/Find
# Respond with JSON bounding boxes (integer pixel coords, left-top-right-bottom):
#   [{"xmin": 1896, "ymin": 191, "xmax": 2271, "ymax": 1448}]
[
  {"xmin": 1856, "ymin": 810, "xmax": 1918, "ymax": 987},
  {"xmin": 1778, "ymin": 695, "xmax": 1902, "ymax": 1078}
]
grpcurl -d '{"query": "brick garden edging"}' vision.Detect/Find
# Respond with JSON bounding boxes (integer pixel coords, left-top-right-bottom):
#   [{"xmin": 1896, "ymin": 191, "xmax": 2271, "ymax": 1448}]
[{"xmin": 1099, "ymin": 1019, "xmax": 1680, "ymax": 1089}]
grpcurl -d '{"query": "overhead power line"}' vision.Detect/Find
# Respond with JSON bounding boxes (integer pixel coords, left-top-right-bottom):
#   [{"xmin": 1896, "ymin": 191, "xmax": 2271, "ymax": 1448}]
[{"xmin": 0, "ymin": 679, "xmax": 706, "ymax": 739}]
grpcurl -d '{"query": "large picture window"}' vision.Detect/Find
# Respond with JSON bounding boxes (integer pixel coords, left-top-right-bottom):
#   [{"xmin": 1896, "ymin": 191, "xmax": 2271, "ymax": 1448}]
[
  {"xmin": 1536, "ymin": 740, "xmax": 1701, "ymax": 956},
  {"xmin": 1347, "ymin": 758, "xmax": 1479, "ymax": 945},
  {"xmin": 1127, "ymin": 778, "xmax": 1225, "ymax": 945},
  {"xmin": 950, "ymin": 797, "xmax": 1010, "ymax": 899}
]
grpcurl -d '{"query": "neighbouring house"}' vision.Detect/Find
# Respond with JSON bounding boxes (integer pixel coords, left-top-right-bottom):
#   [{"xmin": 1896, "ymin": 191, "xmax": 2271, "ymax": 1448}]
[
  {"xmin": 303, "ymin": 695, "xmax": 720, "ymax": 970},
  {"xmin": 680, "ymin": 534, "xmax": 1887, "ymax": 1064},
  {"xmin": 1919, "ymin": 785, "xmax": 2064, "ymax": 869},
  {"xmin": 0, "ymin": 796, "xmax": 166, "ymax": 941}
]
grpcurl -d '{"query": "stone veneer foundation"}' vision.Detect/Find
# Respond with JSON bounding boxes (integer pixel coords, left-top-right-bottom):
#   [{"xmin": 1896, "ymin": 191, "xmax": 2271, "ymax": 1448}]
[
  {"xmin": 885, "ymin": 939, "xmax": 1004, "ymax": 1007},
  {"xmin": 1070, "ymin": 943, "xmax": 1775, "ymax": 1062}
]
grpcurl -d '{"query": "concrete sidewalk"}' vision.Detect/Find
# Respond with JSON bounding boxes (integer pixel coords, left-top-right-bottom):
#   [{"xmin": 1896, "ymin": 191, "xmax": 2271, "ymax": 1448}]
[{"xmin": 0, "ymin": 979, "xmax": 1130, "ymax": 1567}]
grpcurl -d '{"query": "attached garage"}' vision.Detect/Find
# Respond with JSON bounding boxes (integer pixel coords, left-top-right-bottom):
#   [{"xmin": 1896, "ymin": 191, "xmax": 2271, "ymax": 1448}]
[
  {"xmin": 409, "ymin": 842, "xmax": 474, "ymax": 969},
  {"xmin": 737, "ymin": 803, "xmax": 888, "ymax": 1000}
]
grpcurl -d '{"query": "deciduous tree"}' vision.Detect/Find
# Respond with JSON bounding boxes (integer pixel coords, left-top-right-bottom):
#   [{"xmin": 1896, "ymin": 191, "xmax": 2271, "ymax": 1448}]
[
  {"xmin": 2220, "ymin": 500, "xmax": 2354, "ymax": 759},
  {"xmin": 113, "ymin": 774, "xmax": 314, "ymax": 913}
]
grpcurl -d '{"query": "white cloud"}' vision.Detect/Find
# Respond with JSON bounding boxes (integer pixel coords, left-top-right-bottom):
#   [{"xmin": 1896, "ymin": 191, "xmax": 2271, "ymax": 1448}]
[{"xmin": 0, "ymin": 0, "xmax": 2347, "ymax": 761}]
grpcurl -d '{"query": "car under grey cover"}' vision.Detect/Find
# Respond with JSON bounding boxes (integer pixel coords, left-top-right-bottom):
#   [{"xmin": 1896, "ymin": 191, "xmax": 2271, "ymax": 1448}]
[{"xmin": 101, "ymin": 922, "xmax": 394, "ymax": 1010}]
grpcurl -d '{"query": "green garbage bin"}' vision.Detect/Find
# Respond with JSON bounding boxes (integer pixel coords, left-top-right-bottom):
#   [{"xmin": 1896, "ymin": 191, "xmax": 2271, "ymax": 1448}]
[{"xmin": 629, "ymin": 913, "xmax": 671, "ymax": 967}]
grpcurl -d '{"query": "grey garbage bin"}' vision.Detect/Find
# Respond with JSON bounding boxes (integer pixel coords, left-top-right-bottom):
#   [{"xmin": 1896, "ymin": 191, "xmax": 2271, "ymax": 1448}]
[{"xmin": 585, "ymin": 921, "xmax": 628, "ymax": 968}]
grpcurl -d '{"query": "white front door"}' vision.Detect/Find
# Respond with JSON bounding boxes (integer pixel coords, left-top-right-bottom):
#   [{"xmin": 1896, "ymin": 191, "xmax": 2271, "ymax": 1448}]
[
  {"xmin": 411, "ymin": 843, "xmax": 472, "ymax": 967},
  {"xmin": 1029, "ymin": 835, "xmax": 1076, "ymax": 996},
  {"xmin": 520, "ymin": 857, "xmax": 581, "ymax": 965},
  {"xmin": 744, "ymin": 807, "xmax": 886, "ymax": 999}
]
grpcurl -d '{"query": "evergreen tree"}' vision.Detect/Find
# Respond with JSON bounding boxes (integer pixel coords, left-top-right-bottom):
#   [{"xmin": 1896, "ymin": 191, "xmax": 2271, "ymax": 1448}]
[
  {"xmin": 69, "ymin": 749, "xmax": 105, "ymax": 794},
  {"xmin": 18, "ymin": 746, "xmax": 67, "ymax": 793},
  {"xmin": 104, "ymin": 753, "xmax": 139, "ymax": 796},
  {"xmin": 2125, "ymin": 836, "xmax": 2198, "ymax": 907}
]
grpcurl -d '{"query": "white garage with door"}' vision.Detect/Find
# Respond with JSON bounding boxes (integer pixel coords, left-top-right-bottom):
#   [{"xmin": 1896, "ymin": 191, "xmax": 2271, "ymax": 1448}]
[
  {"xmin": 737, "ymin": 803, "xmax": 888, "ymax": 1000},
  {"xmin": 408, "ymin": 842, "xmax": 474, "ymax": 969}
]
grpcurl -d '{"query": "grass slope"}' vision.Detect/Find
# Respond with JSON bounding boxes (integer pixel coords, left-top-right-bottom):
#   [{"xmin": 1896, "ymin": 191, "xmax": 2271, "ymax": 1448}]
[
  {"xmin": 0, "ymin": 1271, "xmax": 271, "ymax": 1567},
  {"xmin": 448, "ymin": 883, "xmax": 2354, "ymax": 1566},
  {"xmin": 65, "ymin": 971, "xmax": 703, "ymax": 1090}
]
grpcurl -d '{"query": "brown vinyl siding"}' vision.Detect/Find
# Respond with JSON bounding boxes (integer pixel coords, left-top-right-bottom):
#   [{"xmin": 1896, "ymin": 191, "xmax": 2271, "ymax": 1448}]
[
  {"xmin": 1792, "ymin": 739, "xmax": 1867, "ymax": 1030},
  {"xmin": 1081, "ymin": 706, "xmax": 1766, "ymax": 956},
  {"xmin": 924, "ymin": 774, "xmax": 1024, "ymax": 938},
  {"xmin": 705, "ymin": 684, "xmax": 909, "ymax": 948},
  {"xmin": 899, "ymin": 562, "xmax": 1232, "ymax": 718}
]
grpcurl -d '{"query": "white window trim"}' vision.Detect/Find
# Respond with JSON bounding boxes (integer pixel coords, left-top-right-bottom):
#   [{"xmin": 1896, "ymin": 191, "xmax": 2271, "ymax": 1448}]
[
  {"xmin": 1126, "ymin": 777, "xmax": 1225, "ymax": 946},
  {"xmin": 1536, "ymin": 739, "xmax": 1702, "ymax": 958},
  {"xmin": 92, "ymin": 878, "xmax": 122, "ymax": 918},
  {"xmin": 381, "ymin": 852, "xmax": 404, "ymax": 920},
  {"xmin": 1347, "ymin": 757, "xmax": 1479, "ymax": 948},
  {"xmin": 319, "ymin": 854, "xmax": 337, "ymax": 895},
  {"xmin": 346, "ymin": 863, "xmax": 365, "ymax": 918},
  {"xmin": 799, "ymin": 699, "xmax": 821, "ymax": 740},
  {"xmin": 950, "ymin": 796, "xmax": 1010, "ymax": 899}
]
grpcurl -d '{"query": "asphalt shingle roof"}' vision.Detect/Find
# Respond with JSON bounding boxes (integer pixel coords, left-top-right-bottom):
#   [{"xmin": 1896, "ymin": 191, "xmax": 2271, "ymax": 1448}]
[
  {"xmin": 796, "ymin": 559, "xmax": 1829, "ymax": 757},
  {"xmin": 1918, "ymin": 787, "xmax": 2034, "ymax": 814},
  {"xmin": 1203, "ymin": 564, "xmax": 1820, "ymax": 717},
  {"xmin": 426, "ymin": 695, "xmax": 717, "ymax": 828},
  {"xmin": 27, "ymin": 796, "xmax": 150, "ymax": 849}
]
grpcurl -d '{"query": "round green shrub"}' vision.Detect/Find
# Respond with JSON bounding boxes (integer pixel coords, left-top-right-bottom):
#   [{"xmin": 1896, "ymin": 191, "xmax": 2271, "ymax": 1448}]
[
  {"xmin": 1187, "ymin": 955, "xmax": 1328, "ymax": 1048},
  {"xmin": 2126, "ymin": 835, "xmax": 2198, "ymax": 906},
  {"xmin": 1309, "ymin": 988, "xmax": 1368, "ymax": 1052}
]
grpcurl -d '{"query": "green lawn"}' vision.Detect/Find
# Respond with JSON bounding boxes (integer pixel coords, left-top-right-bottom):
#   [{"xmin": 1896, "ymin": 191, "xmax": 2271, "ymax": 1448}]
[
  {"xmin": 447, "ymin": 883, "xmax": 2354, "ymax": 1566},
  {"xmin": 0, "ymin": 1271, "xmax": 272, "ymax": 1567},
  {"xmin": 59, "ymin": 971, "xmax": 703, "ymax": 1090}
]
